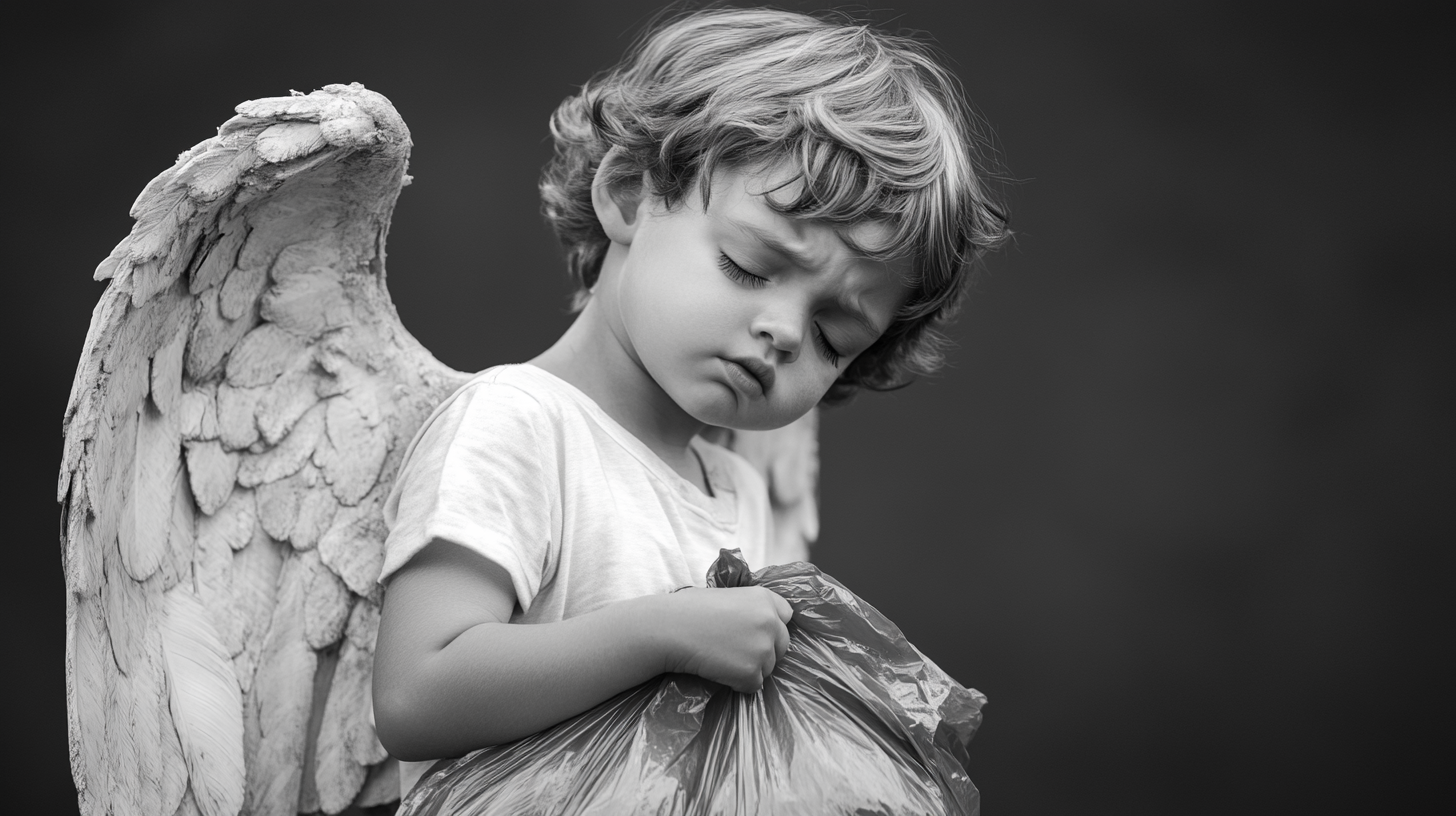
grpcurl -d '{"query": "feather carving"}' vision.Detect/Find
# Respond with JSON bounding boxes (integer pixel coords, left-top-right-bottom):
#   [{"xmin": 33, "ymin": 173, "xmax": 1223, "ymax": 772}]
[
  {"xmin": 191, "ymin": 226, "xmax": 246, "ymax": 294},
  {"xmin": 314, "ymin": 635, "xmax": 372, "ymax": 812},
  {"xmin": 158, "ymin": 694, "xmax": 191, "ymax": 816},
  {"xmin": 180, "ymin": 383, "xmax": 221, "ymax": 442},
  {"xmin": 255, "ymin": 362, "xmax": 323, "ymax": 446},
  {"xmin": 227, "ymin": 324, "xmax": 308, "ymax": 389},
  {"xmin": 246, "ymin": 552, "xmax": 317, "ymax": 816},
  {"xmin": 161, "ymin": 586, "xmax": 246, "ymax": 816},
  {"xmin": 160, "ymin": 465, "xmax": 197, "ymax": 592},
  {"xmin": 229, "ymin": 527, "xmax": 288, "ymax": 695},
  {"xmin": 216, "ymin": 382, "xmax": 267, "ymax": 451},
  {"xmin": 67, "ymin": 594, "xmax": 112, "ymax": 816},
  {"xmin": 152, "ymin": 320, "xmax": 189, "ymax": 418},
  {"xmin": 242, "ymin": 406, "xmax": 322, "ymax": 487},
  {"xmin": 120, "ymin": 402, "xmax": 179, "ymax": 582},
  {"xmin": 255, "ymin": 122, "xmax": 330, "ymax": 165},
  {"xmin": 62, "ymin": 83, "xmax": 821, "ymax": 816},
  {"xmin": 186, "ymin": 438, "xmax": 241, "ymax": 515},
  {"xmin": 353, "ymin": 759, "xmax": 400, "ymax": 808}
]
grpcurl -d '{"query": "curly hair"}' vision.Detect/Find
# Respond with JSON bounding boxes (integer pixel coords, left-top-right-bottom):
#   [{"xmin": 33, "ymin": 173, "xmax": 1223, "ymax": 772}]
[{"xmin": 539, "ymin": 6, "xmax": 1010, "ymax": 403}]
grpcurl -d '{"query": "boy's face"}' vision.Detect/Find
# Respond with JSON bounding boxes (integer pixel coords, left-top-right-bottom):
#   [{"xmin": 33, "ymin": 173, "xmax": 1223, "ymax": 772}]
[{"xmin": 599, "ymin": 165, "xmax": 911, "ymax": 431}]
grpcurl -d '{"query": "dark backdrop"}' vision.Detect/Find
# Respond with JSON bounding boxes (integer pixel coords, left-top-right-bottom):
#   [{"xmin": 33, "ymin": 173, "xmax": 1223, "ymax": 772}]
[{"xmin": 10, "ymin": 1, "xmax": 1450, "ymax": 813}]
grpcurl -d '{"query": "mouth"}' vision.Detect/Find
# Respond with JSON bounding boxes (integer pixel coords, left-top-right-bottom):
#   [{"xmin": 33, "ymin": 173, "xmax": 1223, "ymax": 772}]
[{"xmin": 723, "ymin": 357, "xmax": 775, "ymax": 397}]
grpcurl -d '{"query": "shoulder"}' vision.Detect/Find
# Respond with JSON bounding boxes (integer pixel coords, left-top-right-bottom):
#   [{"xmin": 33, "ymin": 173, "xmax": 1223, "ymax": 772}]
[
  {"xmin": 427, "ymin": 365, "xmax": 589, "ymax": 436},
  {"xmin": 441, "ymin": 365, "xmax": 552, "ymax": 416},
  {"xmin": 398, "ymin": 365, "xmax": 580, "ymax": 471}
]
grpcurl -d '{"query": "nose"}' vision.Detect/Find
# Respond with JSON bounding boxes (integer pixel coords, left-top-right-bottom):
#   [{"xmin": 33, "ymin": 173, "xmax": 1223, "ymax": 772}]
[{"xmin": 752, "ymin": 308, "xmax": 803, "ymax": 363}]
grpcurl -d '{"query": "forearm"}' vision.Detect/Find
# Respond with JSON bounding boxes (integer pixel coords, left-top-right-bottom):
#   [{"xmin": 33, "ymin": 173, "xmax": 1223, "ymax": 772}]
[
  {"xmin": 373, "ymin": 540, "xmax": 790, "ymax": 761},
  {"xmin": 376, "ymin": 593, "xmax": 670, "ymax": 761}
]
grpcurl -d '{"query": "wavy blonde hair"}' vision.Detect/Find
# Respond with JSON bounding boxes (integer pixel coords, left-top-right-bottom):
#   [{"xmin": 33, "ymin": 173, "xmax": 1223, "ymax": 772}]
[{"xmin": 540, "ymin": 6, "xmax": 1010, "ymax": 403}]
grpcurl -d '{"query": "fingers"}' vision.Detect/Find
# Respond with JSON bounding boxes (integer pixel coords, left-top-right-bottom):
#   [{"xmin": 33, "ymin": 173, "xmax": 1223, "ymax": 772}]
[
  {"xmin": 726, "ymin": 639, "xmax": 784, "ymax": 694},
  {"xmin": 769, "ymin": 591, "xmax": 793, "ymax": 624},
  {"xmin": 669, "ymin": 585, "xmax": 794, "ymax": 694},
  {"xmin": 749, "ymin": 618, "xmax": 791, "ymax": 693},
  {"xmin": 732, "ymin": 673, "xmax": 763, "ymax": 695},
  {"xmin": 739, "ymin": 667, "xmax": 771, "ymax": 695},
  {"xmin": 754, "ymin": 590, "xmax": 791, "ymax": 691}
]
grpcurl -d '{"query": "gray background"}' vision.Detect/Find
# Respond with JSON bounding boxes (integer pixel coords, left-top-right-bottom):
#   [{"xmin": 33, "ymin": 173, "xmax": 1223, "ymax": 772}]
[{"xmin": 10, "ymin": 1, "xmax": 1450, "ymax": 813}]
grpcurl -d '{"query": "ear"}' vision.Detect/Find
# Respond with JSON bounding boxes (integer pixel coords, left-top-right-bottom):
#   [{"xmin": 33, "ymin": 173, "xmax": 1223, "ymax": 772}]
[{"xmin": 592, "ymin": 147, "xmax": 647, "ymax": 245}]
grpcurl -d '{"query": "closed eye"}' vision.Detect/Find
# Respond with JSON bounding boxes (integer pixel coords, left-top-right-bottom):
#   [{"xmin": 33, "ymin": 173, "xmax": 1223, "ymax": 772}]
[
  {"xmin": 719, "ymin": 251, "xmax": 842, "ymax": 365},
  {"xmin": 813, "ymin": 324, "xmax": 842, "ymax": 367},
  {"xmin": 717, "ymin": 253, "xmax": 768, "ymax": 288}
]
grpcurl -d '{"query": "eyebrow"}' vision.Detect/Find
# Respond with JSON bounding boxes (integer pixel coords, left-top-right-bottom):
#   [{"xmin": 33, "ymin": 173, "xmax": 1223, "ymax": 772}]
[
  {"xmin": 735, "ymin": 220, "xmax": 817, "ymax": 270},
  {"xmin": 732, "ymin": 220, "xmax": 887, "ymax": 338}
]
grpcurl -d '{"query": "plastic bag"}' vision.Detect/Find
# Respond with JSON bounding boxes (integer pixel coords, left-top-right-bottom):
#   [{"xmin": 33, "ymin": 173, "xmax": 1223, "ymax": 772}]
[{"xmin": 399, "ymin": 549, "xmax": 987, "ymax": 815}]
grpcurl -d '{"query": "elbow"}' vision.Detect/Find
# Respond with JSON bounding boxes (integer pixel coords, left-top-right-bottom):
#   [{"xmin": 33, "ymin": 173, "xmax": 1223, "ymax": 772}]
[{"xmin": 372, "ymin": 683, "xmax": 434, "ymax": 763}]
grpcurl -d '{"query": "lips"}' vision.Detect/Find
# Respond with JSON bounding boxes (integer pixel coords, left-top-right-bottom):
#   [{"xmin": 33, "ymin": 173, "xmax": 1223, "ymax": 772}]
[{"xmin": 724, "ymin": 356, "xmax": 775, "ymax": 397}]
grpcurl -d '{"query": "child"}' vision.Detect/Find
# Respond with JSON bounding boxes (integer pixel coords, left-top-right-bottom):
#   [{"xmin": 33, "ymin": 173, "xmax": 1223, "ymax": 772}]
[{"xmin": 371, "ymin": 5, "xmax": 1008, "ymax": 796}]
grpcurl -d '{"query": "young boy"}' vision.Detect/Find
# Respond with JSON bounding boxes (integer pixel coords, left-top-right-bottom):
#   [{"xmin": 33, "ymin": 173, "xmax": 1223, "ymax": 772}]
[{"xmin": 371, "ymin": 6, "xmax": 1008, "ymax": 794}]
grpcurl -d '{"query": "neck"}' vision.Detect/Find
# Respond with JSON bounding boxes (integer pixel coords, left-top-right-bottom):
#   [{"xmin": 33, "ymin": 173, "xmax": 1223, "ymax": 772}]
[{"xmin": 530, "ymin": 297, "xmax": 706, "ymax": 466}]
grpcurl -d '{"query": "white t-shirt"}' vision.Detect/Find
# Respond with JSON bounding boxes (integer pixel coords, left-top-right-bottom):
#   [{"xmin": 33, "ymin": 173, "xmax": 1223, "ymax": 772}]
[
  {"xmin": 380, "ymin": 364, "xmax": 773, "ymax": 790},
  {"xmin": 381, "ymin": 363, "xmax": 772, "ymax": 606}
]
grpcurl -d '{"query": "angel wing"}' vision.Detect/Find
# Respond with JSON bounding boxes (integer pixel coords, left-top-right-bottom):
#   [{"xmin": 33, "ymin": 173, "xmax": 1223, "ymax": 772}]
[
  {"xmin": 59, "ymin": 82, "xmax": 466, "ymax": 816},
  {"xmin": 60, "ymin": 82, "xmax": 820, "ymax": 816}
]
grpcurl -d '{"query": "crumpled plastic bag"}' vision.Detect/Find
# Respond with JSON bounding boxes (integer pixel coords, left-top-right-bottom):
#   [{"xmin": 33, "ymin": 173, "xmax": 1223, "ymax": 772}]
[{"xmin": 399, "ymin": 548, "xmax": 987, "ymax": 815}]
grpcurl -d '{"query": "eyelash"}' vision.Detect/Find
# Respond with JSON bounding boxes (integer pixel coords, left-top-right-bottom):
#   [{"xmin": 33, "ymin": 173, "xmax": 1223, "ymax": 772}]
[
  {"xmin": 814, "ymin": 330, "xmax": 842, "ymax": 367},
  {"xmin": 718, "ymin": 253, "xmax": 843, "ymax": 366},
  {"xmin": 717, "ymin": 253, "xmax": 767, "ymax": 288}
]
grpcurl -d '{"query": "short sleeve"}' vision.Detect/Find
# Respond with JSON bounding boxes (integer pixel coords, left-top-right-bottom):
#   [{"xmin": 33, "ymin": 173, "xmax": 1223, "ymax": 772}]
[{"xmin": 379, "ymin": 381, "xmax": 561, "ymax": 612}]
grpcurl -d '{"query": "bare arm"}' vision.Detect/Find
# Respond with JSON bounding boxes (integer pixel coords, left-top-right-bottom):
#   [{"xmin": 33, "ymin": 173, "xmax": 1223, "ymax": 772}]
[{"xmin": 372, "ymin": 539, "xmax": 791, "ymax": 762}]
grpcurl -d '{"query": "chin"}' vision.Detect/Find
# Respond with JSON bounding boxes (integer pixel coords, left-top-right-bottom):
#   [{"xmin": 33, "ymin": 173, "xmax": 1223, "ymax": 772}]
[
  {"xmin": 677, "ymin": 379, "xmax": 815, "ymax": 432},
  {"xmin": 722, "ymin": 412, "xmax": 798, "ymax": 432},
  {"xmin": 696, "ymin": 401, "xmax": 805, "ymax": 433},
  {"xmin": 680, "ymin": 392, "xmax": 767, "ymax": 432}
]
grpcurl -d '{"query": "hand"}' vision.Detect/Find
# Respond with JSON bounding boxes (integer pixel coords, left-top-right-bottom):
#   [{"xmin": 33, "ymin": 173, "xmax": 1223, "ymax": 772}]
[{"xmin": 658, "ymin": 586, "xmax": 793, "ymax": 693}]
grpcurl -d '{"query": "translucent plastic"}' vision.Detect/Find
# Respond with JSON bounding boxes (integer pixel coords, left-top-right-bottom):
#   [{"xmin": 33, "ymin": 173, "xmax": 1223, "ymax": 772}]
[{"xmin": 399, "ymin": 549, "xmax": 987, "ymax": 815}]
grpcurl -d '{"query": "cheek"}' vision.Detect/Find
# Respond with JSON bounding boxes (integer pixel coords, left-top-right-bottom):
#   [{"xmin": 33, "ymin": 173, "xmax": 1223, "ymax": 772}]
[
  {"xmin": 778, "ymin": 366, "xmax": 838, "ymax": 416},
  {"xmin": 630, "ymin": 260, "xmax": 737, "ymax": 341}
]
